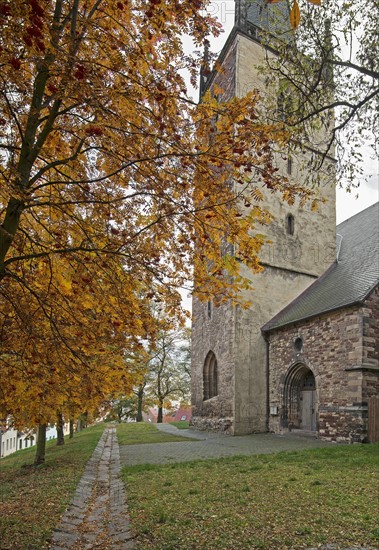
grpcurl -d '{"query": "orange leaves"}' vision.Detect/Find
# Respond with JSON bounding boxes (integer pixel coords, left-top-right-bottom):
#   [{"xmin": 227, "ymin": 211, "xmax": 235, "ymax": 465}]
[
  {"xmin": 0, "ymin": 246, "xmax": 157, "ymax": 426},
  {"xmin": 85, "ymin": 125, "xmax": 103, "ymax": 137},
  {"xmin": 74, "ymin": 64, "xmax": 86, "ymax": 80},
  {"xmin": 290, "ymin": 0, "xmax": 301, "ymax": 29},
  {"xmin": 9, "ymin": 57, "xmax": 21, "ymax": 70},
  {"xmin": 0, "ymin": 2, "xmax": 11, "ymax": 18},
  {"xmin": 23, "ymin": 0, "xmax": 46, "ymax": 52}
]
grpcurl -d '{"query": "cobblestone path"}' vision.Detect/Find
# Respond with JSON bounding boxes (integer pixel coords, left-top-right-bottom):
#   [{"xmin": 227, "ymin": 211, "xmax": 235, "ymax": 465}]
[{"xmin": 49, "ymin": 426, "xmax": 134, "ymax": 549}]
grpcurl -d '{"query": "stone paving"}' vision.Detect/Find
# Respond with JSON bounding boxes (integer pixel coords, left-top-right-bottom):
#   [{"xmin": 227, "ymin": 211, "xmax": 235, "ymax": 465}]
[
  {"xmin": 49, "ymin": 426, "xmax": 134, "ymax": 549},
  {"xmin": 119, "ymin": 423, "xmax": 332, "ymax": 466}
]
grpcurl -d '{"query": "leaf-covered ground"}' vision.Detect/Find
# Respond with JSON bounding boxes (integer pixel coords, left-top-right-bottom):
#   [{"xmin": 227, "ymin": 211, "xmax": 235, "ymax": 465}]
[
  {"xmin": 116, "ymin": 422, "xmax": 193, "ymax": 445},
  {"xmin": 0, "ymin": 423, "xmax": 104, "ymax": 550},
  {"xmin": 122, "ymin": 443, "xmax": 379, "ymax": 549}
]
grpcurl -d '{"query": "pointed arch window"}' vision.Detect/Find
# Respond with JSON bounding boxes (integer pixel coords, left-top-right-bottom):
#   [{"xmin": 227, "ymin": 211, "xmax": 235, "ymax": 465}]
[
  {"xmin": 203, "ymin": 351, "xmax": 218, "ymax": 400},
  {"xmin": 286, "ymin": 214, "xmax": 295, "ymax": 236}
]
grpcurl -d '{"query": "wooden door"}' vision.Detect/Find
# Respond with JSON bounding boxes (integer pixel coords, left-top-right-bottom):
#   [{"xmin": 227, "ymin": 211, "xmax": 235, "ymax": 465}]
[{"xmin": 300, "ymin": 390, "xmax": 316, "ymax": 430}]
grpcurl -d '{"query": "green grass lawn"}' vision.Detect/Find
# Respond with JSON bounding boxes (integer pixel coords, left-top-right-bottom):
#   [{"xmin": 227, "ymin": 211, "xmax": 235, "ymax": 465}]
[
  {"xmin": 116, "ymin": 422, "xmax": 193, "ymax": 444},
  {"xmin": 0, "ymin": 423, "xmax": 104, "ymax": 550},
  {"xmin": 170, "ymin": 421, "xmax": 190, "ymax": 429},
  {"xmin": 121, "ymin": 443, "xmax": 379, "ymax": 549}
]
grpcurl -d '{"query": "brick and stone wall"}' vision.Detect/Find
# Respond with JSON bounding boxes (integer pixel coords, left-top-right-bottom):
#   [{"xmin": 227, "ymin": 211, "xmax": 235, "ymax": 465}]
[
  {"xmin": 362, "ymin": 285, "xmax": 379, "ymax": 367},
  {"xmin": 267, "ymin": 286, "xmax": 379, "ymax": 443}
]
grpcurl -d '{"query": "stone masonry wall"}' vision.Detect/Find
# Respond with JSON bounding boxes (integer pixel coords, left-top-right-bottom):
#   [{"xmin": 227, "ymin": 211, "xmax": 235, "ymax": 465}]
[
  {"xmin": 190, "ymin": 37, "xmax": 237, "ymax": 434},
  {"xmin": 191, "ymin": 297, "xmax": 235, "ymax": 434},
  {"xmin": 268, "ymin": 287, "xmax": 379, "ymax": 443}
]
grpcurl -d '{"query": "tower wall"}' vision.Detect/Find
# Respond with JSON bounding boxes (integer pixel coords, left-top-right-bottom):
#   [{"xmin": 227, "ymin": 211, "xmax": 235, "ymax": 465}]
[
  {"xmin": 191, "ymin": 31, "xmax": 336, "ymax": 435},
  {"xmin": 191, "ymin": 299, "xmax": 236, "ymax": 433},
  {"xmin": 191, "ymin": 38, "xmax": 238, "ymax": 433}
]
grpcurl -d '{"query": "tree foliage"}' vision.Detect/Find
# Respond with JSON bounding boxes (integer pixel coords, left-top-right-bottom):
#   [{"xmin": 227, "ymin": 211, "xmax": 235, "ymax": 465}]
[
  {"xmin": 145, "ymin": 322, "xmax": 191, "ymax": 423},
  {"xmin": 0, "ymin": 1, "xmax": 315, "ymax": 431},
  {"xmin": 260, "ymin": 0, "xmax": 378, "ymax": 189}
]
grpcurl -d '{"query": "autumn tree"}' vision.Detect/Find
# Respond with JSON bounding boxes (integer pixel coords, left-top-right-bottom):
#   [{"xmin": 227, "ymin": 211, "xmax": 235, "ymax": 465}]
[
  {"xmin": 0, "ymin": 253, "xmax": 151, "ymax": 462},
  {"xmin": 107, "ymin": 383, "xmax": 153, "ymax": 422},
  {"xmin": 260, "ymin": 0, "xmax": 378, "ymax": 189},
  {"xmin": 108, "ymin": 396, "xmax": 138, "ymax": 422},
  {"xmin": 106, "ymin": 348, "xmax": 153, "ymax": 422},
  {"xmin": 146, "ymin": 323, "xmax": 191, "ymax": 423},
  {"xmin": 0, "ymin": 1, "xmax": 317, "ymax": 462}
]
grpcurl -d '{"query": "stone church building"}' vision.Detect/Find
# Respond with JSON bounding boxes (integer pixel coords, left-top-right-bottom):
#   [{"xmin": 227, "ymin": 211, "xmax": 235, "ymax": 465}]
[{"xmin": 190, "ymin": 1, "xmax": 379, "ymax": 443}]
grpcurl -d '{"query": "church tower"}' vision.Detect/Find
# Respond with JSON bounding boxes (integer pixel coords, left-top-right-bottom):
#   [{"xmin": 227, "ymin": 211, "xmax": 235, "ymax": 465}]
[{"xmin": 191, "ymin": 0, "xmax": 336, "ymax": 434}]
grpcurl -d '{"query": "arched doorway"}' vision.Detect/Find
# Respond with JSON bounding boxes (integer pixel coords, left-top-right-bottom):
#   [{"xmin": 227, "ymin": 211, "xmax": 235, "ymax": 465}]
[{"xmin": 282, "ymin": 364, "xmax": 317, "ymax": 431}]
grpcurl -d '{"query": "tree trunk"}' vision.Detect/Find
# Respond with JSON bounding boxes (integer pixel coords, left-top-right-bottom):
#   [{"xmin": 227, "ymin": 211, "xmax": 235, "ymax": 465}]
[
  {"xmin": 56, "ymin": 412, "xmax": 65, "ymax": 445},
  {"xmin": 157, "ymin": 371, "xmax": 163, "ymax": 423},
  {"xmin": 136, "ymin": 386, "xmax": 144, "ymax": 422},
  {"xmin": 0, "ymin": 197, "xmax": 24, "ymax": 279},
  {"xmin": 77, "ymin": 412, "xmax": 87, "ymax": 431},
  {"xmin": 157, "ymin": 401, "xmax": 163, "ymax": 423},
  {"xmin": 69, "ymin": 419, "xmax": 74, "ymax": 438},
  {"xmin": 34, "ymin": 424, "xmax": 47, "ymax": 465}
]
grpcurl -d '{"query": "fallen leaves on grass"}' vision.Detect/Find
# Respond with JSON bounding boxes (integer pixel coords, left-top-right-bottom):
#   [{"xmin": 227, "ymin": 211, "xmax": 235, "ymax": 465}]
[
  {"xmin": 121, "ymin": 444, "xmax": 379, "ymax": 549},
  {"xmin": 0, "ymin": 424, "xmax": 104, "ymax": 550}
]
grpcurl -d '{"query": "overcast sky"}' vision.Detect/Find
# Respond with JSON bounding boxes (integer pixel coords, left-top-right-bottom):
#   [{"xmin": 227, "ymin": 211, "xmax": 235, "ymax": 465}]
[{"xmin": 186, "ymin": 1, "xmax": 378, "ymax": 224}]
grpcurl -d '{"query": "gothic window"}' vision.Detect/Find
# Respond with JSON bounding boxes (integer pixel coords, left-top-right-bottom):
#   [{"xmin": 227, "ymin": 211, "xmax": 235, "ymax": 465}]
[
  {"xmin": 286, "ymin": 214, "xmax": 295, "ymax": 236},
  {"xmin": 203, "ymin": 351, "xmax": 218, "ymax": 401}
]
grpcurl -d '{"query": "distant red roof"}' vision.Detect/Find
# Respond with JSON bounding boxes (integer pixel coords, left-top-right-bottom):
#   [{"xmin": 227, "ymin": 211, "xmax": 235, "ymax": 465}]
[
  {"xmin": 173, "ymin": 406, "xmax": 192, "ymax": 422},
  {"xmin": 142, "ymin": 405, "xmax": 192, "ymax": 424}
]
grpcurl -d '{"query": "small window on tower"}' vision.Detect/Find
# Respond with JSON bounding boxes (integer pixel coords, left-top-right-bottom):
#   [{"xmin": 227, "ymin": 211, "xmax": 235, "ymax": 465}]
[
  {"xmin": 207, "ymin": 300, "xmax": 212, "ymax": 319},
  {"xmin": 286, "ymin": 214, "xmax": 295, "ymax": 236},
  {"xmin": 287, "ymin": 157, "xmax": 292, "ymax": 175}
]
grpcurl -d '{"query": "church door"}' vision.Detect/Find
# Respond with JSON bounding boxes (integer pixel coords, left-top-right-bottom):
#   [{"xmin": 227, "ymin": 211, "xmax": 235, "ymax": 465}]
[
  {"xmin": 300, "ymin": 372, "xmax": 316, "ymax": 430},
  {"xmin": 300, "ymin": 390, "xmax": 316, "ymax": 430}
]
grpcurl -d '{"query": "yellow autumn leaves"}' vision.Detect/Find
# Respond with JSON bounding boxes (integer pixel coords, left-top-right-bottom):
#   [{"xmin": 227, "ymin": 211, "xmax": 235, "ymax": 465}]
[
  {"xmin": 267, "ymin": 0, "xmax": 321, "ymax": 30},
  {"xmin": 290, "ymin": 0, "xmax": 322, "ymax": 29},
  {"xmin": 0, "ymin": 1, "xmax": 321, "ymax": 431}
]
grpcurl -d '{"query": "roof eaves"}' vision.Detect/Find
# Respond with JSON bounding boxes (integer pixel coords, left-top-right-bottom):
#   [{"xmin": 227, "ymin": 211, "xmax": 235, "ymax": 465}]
[
  {"xmin": 261, "ymin": 298, "xmax": 364, "ymax": 333},
  {"xmin": 262, "ymin": 278, "xmax": 379, "ymax": 333}
]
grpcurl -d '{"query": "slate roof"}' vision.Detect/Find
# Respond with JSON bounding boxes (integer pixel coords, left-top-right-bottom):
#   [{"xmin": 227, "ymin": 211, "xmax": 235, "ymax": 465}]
[{"xmin": 262, "ymin": 202, "xmax": 379, "ymax": 332}]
